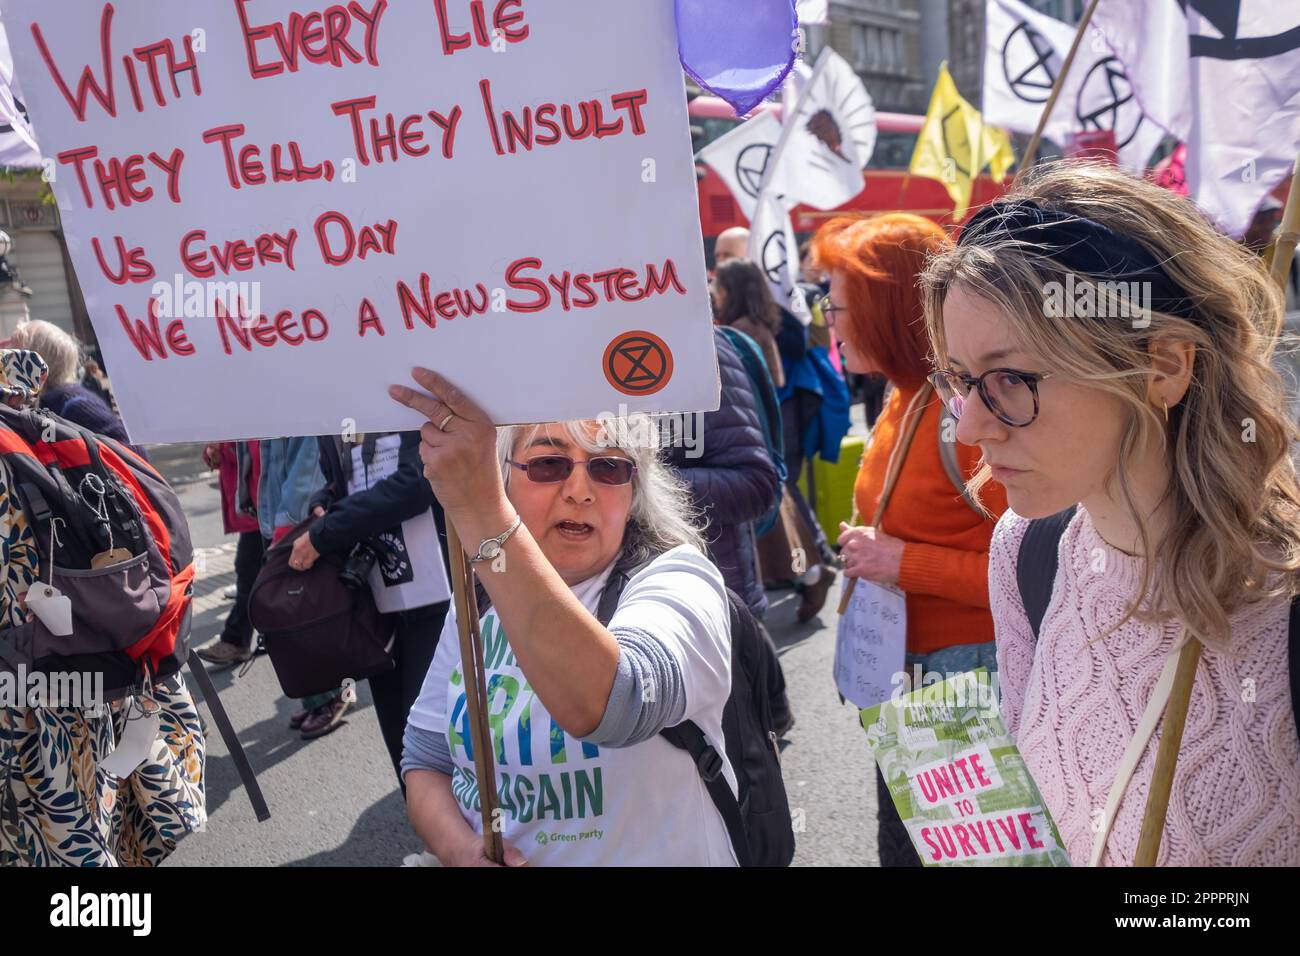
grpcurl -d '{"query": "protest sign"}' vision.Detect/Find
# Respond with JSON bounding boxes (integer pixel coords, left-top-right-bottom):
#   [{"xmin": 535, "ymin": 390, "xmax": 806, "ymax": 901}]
[
  {"xmin": 861, "ymin": 670, "xmax": 1071, "ymax": 867},
  {"xmin": 1, "ymin": 0, "xmax": 720, "ymax": 442},
  {"xmin": 833, "ymin": 576, "xmax": 905, "ymax": 710}
]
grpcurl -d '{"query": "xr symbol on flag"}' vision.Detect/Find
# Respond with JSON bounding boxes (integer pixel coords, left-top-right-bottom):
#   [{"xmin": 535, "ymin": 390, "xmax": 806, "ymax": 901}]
[
  {"xmin": 1002, "ymin": 21, "xmax": 1057, "ymax": 103},
  {"xmin": 1076, "ymin": 56, "xmax": 1142, "ymax": 149},
  {"xmin": 735, "ymin": 143, "xmax": 774, "ymax": 199},
  {"xmin": 761, "ymin": 229, "xmax": 789, "ymax": 286},
  {"xmin": 603, "ymin": 331, "xmax": 674, "ymax": 396},
  {"xmin": 1183, "ymin": 1, "xmax": 1300, "ymax": 60}
]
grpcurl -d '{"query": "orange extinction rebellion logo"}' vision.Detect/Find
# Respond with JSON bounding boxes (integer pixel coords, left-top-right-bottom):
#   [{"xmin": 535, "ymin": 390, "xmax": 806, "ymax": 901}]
[{"xmin": 603, "ymin": 331, "xmax": 673, "ymax": 396}]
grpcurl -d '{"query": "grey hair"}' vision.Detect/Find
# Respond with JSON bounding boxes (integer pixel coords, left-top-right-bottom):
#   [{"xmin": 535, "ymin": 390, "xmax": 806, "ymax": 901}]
[
  {"xmin": 496, "ymin": 419, "xmax": 706, "ymax": 563},
  {"xmin": 10, "ymin": 319, "xmax": 81, "ymax": 388}
]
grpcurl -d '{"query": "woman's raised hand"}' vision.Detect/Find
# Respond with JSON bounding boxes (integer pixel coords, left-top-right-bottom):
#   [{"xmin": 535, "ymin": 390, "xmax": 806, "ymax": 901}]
[{"xmin": 389, "ymin": 367, "xmax": 506, "ymax": 520}]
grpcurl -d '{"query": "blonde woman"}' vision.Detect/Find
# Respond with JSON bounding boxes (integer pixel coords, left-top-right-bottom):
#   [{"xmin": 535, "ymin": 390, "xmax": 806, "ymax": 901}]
[{"xmin": 922, "ymin": 160, "xmax": 1300, "ymax": 866}]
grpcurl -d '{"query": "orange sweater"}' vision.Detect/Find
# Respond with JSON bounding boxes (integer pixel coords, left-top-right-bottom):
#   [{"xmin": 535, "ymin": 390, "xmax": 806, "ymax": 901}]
[{"xmin": 853, "ymin": 384, "xmax": 1008, "ymax": 655}]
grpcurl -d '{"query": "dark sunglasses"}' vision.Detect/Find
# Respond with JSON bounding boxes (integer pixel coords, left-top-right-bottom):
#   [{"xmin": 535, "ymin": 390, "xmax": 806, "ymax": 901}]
[
  {"xmin": 928, "ymin": 367, "xmax": 1054, "ymax": 428},
  {"xmin": 508, "ymin": 455, "xmax": 637, "ymax": 486}
]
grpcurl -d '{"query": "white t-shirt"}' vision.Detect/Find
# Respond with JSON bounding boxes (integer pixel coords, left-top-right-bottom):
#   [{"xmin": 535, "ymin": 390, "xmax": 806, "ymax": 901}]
[{"xmin": 407, "ymin": 544, "xmax": 738, "ymax": 866}]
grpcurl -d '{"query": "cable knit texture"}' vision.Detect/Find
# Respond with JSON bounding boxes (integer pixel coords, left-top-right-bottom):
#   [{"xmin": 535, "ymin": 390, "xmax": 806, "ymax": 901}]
[{"xmin": 990, "ymin": 507, "xmax": 1300, "ymax": 866}]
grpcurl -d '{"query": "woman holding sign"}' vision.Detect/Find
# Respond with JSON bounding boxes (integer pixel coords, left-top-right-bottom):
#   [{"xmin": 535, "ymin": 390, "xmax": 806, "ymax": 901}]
[
  {"xmin": 392, "ymin": 371, "xmax": 743, "ymax": 866},
  {"xmin": 812, "ymin": 213, "xmax": 1008, "ymax": 866},
  {"xmin": 921, "ymin": 161, "xmax": 1300, "ymax": 865}
]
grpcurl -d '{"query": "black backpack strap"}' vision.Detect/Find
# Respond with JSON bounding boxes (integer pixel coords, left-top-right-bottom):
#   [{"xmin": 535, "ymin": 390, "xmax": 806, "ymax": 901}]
[
  {"xmin": 187, "ymin": 649, "xmax": 271, "ymax": 822},
  {"xmin": 1015, "ymin": 506, "xmax": 1078, "ymax": 641},
  {"xmin": 594, "ymin": 548, "xmax": 660, "ymax": 627},
  {"xmin": 595, "ymin": 567, "xmax": 630, "ymax": 627},
  {"xmin": 660, "ymin": 718, "xmax": 752, "ymax": 867},
  {"xmin": 593, "ymin": 548, "xmax": 755, "ymax": 864},
  {"xmin": 1290, "ymin": 595, "xmax": 1299, "ymax": 748}
]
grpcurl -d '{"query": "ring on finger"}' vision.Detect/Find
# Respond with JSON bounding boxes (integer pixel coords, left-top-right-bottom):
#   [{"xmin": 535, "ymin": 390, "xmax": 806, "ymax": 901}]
[{"xmin": 438, "ymin": 413, "xmax": 455, "ymax": 432}]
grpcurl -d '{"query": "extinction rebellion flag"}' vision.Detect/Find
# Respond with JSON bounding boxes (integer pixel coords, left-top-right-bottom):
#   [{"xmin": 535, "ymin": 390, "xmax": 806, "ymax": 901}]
[{"xmin": 1094, "ymin": 0, "xmax": 1300, "ymax": 237}]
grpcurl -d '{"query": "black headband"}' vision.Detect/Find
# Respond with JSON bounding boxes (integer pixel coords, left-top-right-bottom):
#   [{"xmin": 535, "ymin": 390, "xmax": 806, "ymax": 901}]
[{"xmin": 957, "ymin": 199, "xmax": 1199, "ymax": 321}]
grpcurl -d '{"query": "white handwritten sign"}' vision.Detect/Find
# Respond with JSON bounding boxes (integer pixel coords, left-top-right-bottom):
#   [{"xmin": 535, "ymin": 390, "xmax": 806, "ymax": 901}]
[
  {"xmin": 833, "ymin": 576, "xmax": 906, "ymax": 710},
  {"xmin": 1, "ymin": 0, "xmax": 719, "ymax": 442}
]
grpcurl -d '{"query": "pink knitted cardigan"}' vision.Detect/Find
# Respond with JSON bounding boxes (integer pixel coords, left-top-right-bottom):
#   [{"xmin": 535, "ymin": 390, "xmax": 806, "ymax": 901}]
[{"xmin": 990, "ymin": 507, "xmax": 1300, "ymax": 866}]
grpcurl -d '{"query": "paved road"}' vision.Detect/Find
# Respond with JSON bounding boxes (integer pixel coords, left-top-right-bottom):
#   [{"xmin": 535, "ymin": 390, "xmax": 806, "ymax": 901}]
[{"xmin": 153, "ymin": 444, "xmax": 880, "ymax": 867}]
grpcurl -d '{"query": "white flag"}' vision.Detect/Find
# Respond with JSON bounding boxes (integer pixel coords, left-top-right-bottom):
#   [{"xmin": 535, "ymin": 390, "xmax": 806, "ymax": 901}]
[
  {"xmin": 764, "ymin": 47, "xmax": 876, "ymax": 210},
  {"xmin": 1095, "ymin": 2, "xmax": 1300, "ymax": 237},
  {"xmin": 982, "ymin": 0, "xmax": 1163, "ymax": 172},
  {"xmin": 697, "ymin": 110, "xmax": 783, "ymax": 220},
  {"xmin": 0, "ymin": 17, "xmax": 40, "ymax": 168},
  {"xmin": 797, "ymin": 1, "xmax": 830, "ymax": 27},
  {"xmin": 748, "ymin": 189, "xmax": 807, "ymax": 323},
  {"xmin": 784, "ymin": 59, "xmax": 814, "ymax": 107}
]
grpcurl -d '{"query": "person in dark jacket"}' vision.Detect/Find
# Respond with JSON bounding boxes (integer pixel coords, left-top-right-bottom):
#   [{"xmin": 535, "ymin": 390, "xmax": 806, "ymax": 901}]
[
  {"xmin": 665, "ymin": 327, "xmax": 792, "ymax": 733},
  {"xmin": 712, "ymin": 240, "xmax": 840, "ymax": 621},
  {"xmin": 666, "ymin": 328, "xmax": 779, "ymax": 616},
  {"xmin": 289, "ymin": 431, "xmax": 452, "ymax": 785}
]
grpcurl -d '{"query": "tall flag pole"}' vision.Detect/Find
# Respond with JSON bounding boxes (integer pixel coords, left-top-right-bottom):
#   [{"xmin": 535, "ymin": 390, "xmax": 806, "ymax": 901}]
[{"xmin": 1014, "ymin": 0, "xmax": 1101, "ymax": 184}]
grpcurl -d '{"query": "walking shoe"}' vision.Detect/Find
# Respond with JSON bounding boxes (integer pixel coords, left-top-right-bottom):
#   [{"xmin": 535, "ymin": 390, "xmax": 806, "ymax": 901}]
[
  {"xmin": 299, "ymin": 697, "xmax": 351, "ymax": 740},
  {"xmin": 195, "ymin": 640, "xmax": 253, "ymax": 666},
  {"xmin": 222, "ymin": 584, "xmax": 238, "ymax": 600},
  {"xmin": 288, "ymin": 708, "xmax": 310, "ymax": 730},
  {"xmin": 796, "ymin": 566, "xmax": 837, "ymax": 623}
]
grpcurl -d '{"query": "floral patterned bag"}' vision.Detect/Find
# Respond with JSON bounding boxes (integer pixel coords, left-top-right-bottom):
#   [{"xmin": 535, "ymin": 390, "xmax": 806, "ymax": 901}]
[{"xmin": 0, "ymin": 349, "xmax": 205, "ymax": 866}]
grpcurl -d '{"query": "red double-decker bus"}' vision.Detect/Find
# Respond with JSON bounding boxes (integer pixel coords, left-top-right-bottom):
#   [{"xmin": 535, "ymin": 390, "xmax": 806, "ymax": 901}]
[{"xmin": 689, "ymin": 94, "xmax": 1008, "ymax": 259}]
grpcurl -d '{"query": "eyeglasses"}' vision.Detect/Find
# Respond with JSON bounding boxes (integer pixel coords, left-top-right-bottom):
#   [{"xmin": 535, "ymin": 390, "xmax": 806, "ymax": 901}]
[
  {"xmin": 507, "ymin": 455, "xmax": 637, "ymax": 485},
  {"xmin": 817, "ymin": 294, "xmax": 849, "ymax": 324},
  {"xmin": 928, "ymin": 367, "xmax": 1054, "ymax": 428}
]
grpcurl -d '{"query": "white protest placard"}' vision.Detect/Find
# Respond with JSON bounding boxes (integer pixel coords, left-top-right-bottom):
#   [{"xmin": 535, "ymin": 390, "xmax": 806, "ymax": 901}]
[
  {"xmin": 833, "ymin": 576, "xmax": 906, "ymax": 710},
  {"xmin": 1, "ymin": 0, "xmax": 720, "ymax": 443}
]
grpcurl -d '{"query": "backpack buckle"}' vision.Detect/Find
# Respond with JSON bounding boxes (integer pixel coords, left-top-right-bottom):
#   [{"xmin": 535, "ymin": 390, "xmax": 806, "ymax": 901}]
[{"xmin": 696, "ymin": 747, "xmax": 724, "ymax": 783}]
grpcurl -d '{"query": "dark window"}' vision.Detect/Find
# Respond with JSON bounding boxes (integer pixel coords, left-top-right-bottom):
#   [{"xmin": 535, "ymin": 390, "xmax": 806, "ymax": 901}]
[{"xmin": 868, "ymin": 130, "xmax": 918, "ymax": 169}]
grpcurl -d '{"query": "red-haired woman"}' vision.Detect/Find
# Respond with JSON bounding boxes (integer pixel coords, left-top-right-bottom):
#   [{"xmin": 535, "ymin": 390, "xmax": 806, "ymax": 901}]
[{"xmin": 812, "ymin": 213, "xmax": 1008, "ymax": 866}]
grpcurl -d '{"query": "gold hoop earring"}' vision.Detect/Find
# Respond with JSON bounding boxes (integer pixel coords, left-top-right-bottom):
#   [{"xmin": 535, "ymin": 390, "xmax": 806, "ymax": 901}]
[{"xmin": 1163, "ymin": 401, "xmax": 1169, "ymax": 424}]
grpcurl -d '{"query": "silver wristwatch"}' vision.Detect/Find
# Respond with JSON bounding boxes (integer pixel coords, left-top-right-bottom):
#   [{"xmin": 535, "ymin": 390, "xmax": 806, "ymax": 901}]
[{"xmin": 470, "ymin": 514, "xmax": 522, "ymax": 563}]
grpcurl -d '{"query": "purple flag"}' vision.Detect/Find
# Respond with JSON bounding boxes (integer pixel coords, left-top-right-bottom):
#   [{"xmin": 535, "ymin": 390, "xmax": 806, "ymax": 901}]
[{"xmin": 676, "ymin": 0, "xmax": 798, "ymax": 116}]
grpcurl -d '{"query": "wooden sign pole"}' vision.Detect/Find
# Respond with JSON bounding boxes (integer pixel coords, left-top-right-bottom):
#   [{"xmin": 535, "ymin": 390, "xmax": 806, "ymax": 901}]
[
  {"xmin": 1133, "ymin": 639, "xmax": 1202, "ymax": 866},
  {"xmin": 446, "ymin": 523, "xmax": 504, "ymax": 864},
  {"xmin": 1266, "ymin": 155, "xmax": 1300, "ymax": 350},
  {"xmin": 1013, "ymin": 0, "xmax": 1101, "ymax": 185}
]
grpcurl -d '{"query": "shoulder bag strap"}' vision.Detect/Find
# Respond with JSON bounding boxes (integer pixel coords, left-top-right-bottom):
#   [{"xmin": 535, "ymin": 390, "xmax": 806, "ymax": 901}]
[{"xmin": 868, "ymin": 383, "xmax": 934, "ymax": 527}]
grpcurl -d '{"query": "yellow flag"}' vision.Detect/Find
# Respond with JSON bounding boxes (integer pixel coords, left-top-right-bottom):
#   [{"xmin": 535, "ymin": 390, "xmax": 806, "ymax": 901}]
[
  {"xmin": 983, "ymin": 124, "xmax": 1015, "ymax": 184},
  {"xmin": 910, "ymin": 63, "xmax": 1015, "ymax": 221}
]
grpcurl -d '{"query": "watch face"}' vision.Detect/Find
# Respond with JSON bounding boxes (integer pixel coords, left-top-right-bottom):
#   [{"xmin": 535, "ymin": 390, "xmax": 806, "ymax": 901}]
[{"xmin": 482, "ymin": 541, "xmax": 502, "ymax": 560}]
